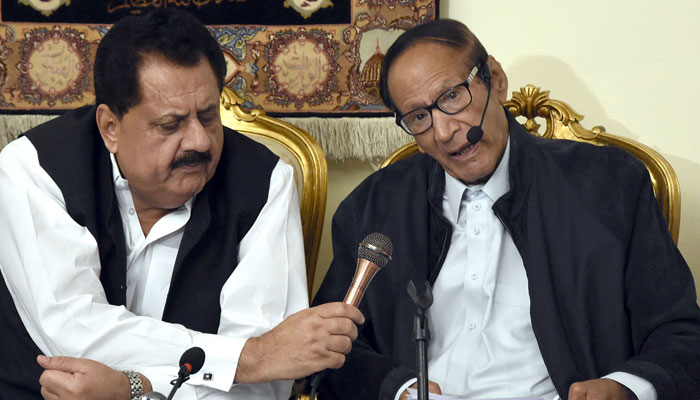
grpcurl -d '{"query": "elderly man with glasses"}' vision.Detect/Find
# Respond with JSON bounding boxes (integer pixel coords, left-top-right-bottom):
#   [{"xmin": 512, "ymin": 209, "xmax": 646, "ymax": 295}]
[{"xmin": 312, "ymin": 18, "xmax": 700, "ymax": 400}]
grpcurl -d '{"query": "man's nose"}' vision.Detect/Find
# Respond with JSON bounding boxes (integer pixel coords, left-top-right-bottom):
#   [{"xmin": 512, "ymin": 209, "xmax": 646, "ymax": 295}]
[
  {"xmin": 431, "ymin": 108, "xmax": 460, "ymax": 143},
  {"xmin": 182, "ymin": 118, "xmax": 211, "ymax": 151}
]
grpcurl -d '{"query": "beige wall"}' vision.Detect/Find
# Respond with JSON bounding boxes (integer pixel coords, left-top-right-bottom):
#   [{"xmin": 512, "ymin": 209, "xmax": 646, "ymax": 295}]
[{"xmin": 313, "ymin": 0, "xmax": 700, "ymax": 303}]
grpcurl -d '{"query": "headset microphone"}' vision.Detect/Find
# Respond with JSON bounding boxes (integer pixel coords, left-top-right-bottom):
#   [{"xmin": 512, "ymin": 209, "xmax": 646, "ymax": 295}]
[
  {"xmin": 466, "ymin": 121, "xmax": 485, "ymax": 145},
  {"xmin": 466, "ymin": 64, "xmax": 492, "ymax": 145}
]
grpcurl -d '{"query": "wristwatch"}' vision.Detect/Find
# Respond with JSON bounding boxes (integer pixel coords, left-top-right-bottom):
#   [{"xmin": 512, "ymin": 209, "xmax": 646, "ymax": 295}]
[{"xmin": 122, "ymin": 370, "xmax": 144, "ymax": 400}]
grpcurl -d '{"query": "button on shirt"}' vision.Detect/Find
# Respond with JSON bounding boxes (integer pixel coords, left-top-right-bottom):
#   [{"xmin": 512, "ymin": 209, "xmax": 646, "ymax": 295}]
[
  {"xmin": 111, "ymin": 153, "xmax": 193, "ymax": 319},
  {"xmin": 429, "ymin": 139, "xmax": 558, "ymax": 399}
]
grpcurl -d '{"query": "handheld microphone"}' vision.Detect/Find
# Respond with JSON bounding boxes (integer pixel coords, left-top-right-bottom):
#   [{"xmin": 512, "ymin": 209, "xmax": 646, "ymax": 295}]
[
  {"xmin": 166, "ymin": 347, "xmax": 206, "ymax": 400},
  {"xmin": 466, "ymin": 65, "xmax": 492, "ymax": 145},
  {"xmin": 309, "ymin": 233, "xmax": 393, "ymax": 399},
  {"xmin": 343, "ymin": 232, "xmax": 393, "ymax": 307}
]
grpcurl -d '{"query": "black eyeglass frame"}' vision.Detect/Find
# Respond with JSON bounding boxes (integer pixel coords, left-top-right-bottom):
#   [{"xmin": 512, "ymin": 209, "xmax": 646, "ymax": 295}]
[{"xmin": 394, "ymin": 62, "xmax": 489, "ymax": 136}]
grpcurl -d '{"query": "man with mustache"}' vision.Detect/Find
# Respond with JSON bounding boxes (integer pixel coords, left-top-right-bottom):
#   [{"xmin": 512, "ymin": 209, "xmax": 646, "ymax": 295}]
[
  {"xmin": 313, "ymin": 19, "xmax": 700, "ymax": 400},
  {"xmin": 0, "ymin": 8, "xmax": 361, "ymax": 400}
]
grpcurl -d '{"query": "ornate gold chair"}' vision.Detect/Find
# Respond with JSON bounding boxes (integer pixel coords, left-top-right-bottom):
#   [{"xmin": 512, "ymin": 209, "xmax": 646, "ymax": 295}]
[
  {"xmin": 220, "ymin": 87, "xmax": 327, "ymax": 297},
  {"xmin": 381, "ymin": 85, "xmax": 681, "ymax": 243}
]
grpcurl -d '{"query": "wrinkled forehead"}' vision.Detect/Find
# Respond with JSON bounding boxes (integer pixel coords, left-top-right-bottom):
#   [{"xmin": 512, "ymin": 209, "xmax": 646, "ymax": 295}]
[
  {"xmin": 387, "ymin": 41, "xmax": 472, "ymax": 101},
  {"xmin": 135, "ymin": 53, "xmax": 218, "ymax": 96},
  {"xmin": 142, "ymin": 56, "xmax": 217, "ymax": 93},
  {"xmin": 124, "ymin": 57, "xmax": 221, "ymax": 121}
]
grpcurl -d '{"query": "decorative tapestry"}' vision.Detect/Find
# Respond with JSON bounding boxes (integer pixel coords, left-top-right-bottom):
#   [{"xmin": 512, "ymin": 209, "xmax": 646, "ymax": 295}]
[{"xmin": 0, "ymin": 0, "xmax": 438, "ymax": 115}]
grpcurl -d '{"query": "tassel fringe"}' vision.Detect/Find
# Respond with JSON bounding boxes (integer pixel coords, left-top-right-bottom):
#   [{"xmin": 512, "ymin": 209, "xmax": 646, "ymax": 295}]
[
  {"xmin": 282, "ymin": 117, "xmax": 412, "ymax": 161},
  {"xmin": 0, "ymin": 114, "xmax": 411, "ymax": 161}
]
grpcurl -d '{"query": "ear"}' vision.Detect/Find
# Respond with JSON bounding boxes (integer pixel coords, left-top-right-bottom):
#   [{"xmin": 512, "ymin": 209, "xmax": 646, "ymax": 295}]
[
  {"xmin": 96, "ymin": 104, "xmax": 120, "ymax": 154},
  {"xmin": 486, "ymin": 55, "xmax": 509, "ymax": 105}
]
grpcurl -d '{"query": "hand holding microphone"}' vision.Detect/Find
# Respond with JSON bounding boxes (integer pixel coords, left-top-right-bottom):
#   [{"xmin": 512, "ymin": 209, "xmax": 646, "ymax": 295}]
[
  {"xmin": 234, "ymin": 233, "xmax": 392, "ymax": 385},
  {"xmin": 309, "ymin": 233, "xmax": 393, "ymax": 398},
  {"xmin": 235, "ymin": 299, "xmax": 364, "ymax": 383}
]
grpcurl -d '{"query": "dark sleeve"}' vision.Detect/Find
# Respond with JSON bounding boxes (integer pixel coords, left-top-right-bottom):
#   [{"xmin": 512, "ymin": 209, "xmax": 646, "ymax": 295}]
[
  {"xmin": 312, "ymin": 201, "xmax": 416, "ymax": 400},
  {"xmin": 616, "ymin": 167, "xmax": 700, "ymax": 398}
]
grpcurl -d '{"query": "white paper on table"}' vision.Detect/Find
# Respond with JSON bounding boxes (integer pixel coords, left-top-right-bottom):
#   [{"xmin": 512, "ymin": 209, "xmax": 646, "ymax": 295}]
[{"xmin": 405, "ymin": 388, "xmax": 545, "ymax": 400}]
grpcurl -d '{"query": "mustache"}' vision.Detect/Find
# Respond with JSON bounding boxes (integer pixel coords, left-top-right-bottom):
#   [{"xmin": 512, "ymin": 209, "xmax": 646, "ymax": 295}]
[{"xmin": 170, "ymin": 151, "xmax": 212, "ymax": 169}]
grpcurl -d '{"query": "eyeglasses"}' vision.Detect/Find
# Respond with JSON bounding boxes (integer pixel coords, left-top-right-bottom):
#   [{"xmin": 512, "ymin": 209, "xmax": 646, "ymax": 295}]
[{"xmin": 395, "ymin": 63, "xmax": 483, "ymax": 136}]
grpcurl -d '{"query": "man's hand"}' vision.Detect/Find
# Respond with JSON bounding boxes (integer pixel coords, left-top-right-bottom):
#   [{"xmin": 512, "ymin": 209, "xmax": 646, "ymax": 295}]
[
  {"xmin": 400, "ymin": 380, "xmax": 442, "ymax": 400},
  {"xmin": 235, "ymin": 302, "xmax": 364, "ymax": 383},
  {"xmin": 569, "ymin": 378, "xmax": 636, "ymax": 400},
  {"xmin": 37, "ymin": 355, "xmax": 152, "ymax": 400}
]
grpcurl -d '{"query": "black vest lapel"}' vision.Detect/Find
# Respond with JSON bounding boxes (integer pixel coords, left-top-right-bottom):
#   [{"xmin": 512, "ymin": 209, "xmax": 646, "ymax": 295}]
[
  {"xmin": 161, "ymin": 131, "xmax": 279, "ymax": 333},
  {"xmin": 96, "ymin": 143, "xmax": 128, "ymax": 306},
  {"xmin": 24, "ymin": 106, "xmax": 128, "ymax": 305},
  {"xmin": 171, "ymin": 189, "xmax": 212, "ymax": 282}
]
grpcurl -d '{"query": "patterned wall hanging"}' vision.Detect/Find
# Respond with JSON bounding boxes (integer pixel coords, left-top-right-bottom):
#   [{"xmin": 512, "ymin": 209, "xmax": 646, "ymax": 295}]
[{"xmin": 0, "ymin": 0, "xmax": 438, "ymax": 115}]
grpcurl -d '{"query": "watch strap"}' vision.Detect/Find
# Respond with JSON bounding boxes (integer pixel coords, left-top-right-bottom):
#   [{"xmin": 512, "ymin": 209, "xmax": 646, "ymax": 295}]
[{"xmin": 122, "ymin": 370, "xmax": 144, "ymax": 400}]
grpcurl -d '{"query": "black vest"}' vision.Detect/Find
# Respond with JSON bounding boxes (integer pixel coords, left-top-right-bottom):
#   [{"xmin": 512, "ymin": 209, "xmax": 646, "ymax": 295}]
[{"xmin": 0, "ymin": 105, "xmax": 279, "ymax": 397}]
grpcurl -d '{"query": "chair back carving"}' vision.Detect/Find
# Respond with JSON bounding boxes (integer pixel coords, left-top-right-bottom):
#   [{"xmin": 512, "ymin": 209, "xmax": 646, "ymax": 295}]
[
  {"xmin": 220, "ymin": 87, "xmax": 328, "ymax": 297},
  {"xmin": 381, "ymin": 85, "xmax": 680, "ymax": 243}
]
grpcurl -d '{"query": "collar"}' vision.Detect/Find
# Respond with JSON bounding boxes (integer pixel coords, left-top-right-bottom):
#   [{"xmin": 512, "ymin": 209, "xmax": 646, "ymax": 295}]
[
  {"xmin": 427, "ymin": 107, "xmax": 532, "ymax": 216},
  {"xmin": 443, "ymin": 135, "xmax": 511, "ymax": 221},
  {"xmin": 483, "ymin": 134, "xmax": 511, "ymax": 202},
  {"xmin": 110, "ymin": 152, "xmax": 126, "ymax": 186}
]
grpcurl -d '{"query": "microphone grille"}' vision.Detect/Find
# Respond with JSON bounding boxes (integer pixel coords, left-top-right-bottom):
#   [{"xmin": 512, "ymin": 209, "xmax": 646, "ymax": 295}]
[
  {"xmin": 179, "ymin": 346, "xmax": 206, "ymax": 375},
  {"xmin": 358, "ymin": 232, "xmax": 393, "ymax": 268}
]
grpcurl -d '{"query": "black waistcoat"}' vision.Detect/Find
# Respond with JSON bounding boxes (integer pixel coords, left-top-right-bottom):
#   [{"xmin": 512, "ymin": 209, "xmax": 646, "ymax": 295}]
[{"xmin": 0, "ymin": 105, "xmax": 278, "ymax": 398}]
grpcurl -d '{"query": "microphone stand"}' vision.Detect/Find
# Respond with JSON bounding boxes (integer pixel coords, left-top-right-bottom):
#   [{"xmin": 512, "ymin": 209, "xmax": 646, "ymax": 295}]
[
  {"xmin": 167, "ymin": 367, "xmax": 191, "ymax": 400},
  {"xmin": 407, "ymin": 280, "xmax": 433, "ymax": 400}
]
